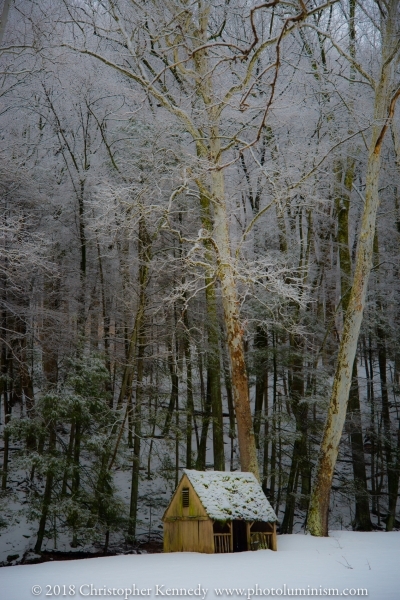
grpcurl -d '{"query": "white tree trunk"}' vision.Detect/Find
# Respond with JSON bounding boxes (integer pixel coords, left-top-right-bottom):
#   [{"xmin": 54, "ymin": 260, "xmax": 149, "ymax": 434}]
[
  {"xmin": 307, "ymin": 0, "xmax": 400, "ymax": 536},
  {"xmin": 210, "ymin": 154, "xmax": 259, "ymax": 478},
  {"xmin": 193, "ymin": 16, "xmax": 260, "ymax": 478}
]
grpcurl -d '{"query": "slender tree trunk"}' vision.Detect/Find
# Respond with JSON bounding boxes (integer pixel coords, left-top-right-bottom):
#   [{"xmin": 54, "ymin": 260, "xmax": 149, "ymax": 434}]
[
  {"xmin": 175, "ymin": 378, "xmax": 179, "ymax": 488},
  {"xmin": 270, "ymin": 330, "xmax": 278, "ymax": 503},
  {"xmin": 77, "ymin": 180, "xmax": 87, "ymax": 341},
  {"xmin": 387, "ymin": 418, "xmax": 400, "ymax": 530},
  {"xmin": 377, "ymin": 321, "xmax": 399, "ymax": 531},
  {"xmin": 96, "ymin": 236, "xmax": 112, "ymax": 405},
  {"xmin": 262, "ymin": 365, "xmax": 269, "ymax": 495},
  {"xmin": 127, "ymin": 217, "xmax": 150, "ymax": 540},
  {"xmin": 206, "ymin": 285, "xmax": 224, "ymax": 470},
  {"xmin": 163, "ymin": 336, "xmax": 179, "ymax": 437},
  {"xmin": 363, "ymin": 335, "xmax": 377, "ymax": 514},
  {"xmin": 220, "ymin": 324, "xmax": 236, "ymax": 469},
  {"xmin": 281, "ymin": 335, "xmax": 309, "ymax": 533},
  {"xmin": 308, "ymin": 3, "xmax": 400, "ymax": 535},
  {"xmin": 275, "ymin": 390, "xmax": 283, "ymax": 516},
  {"xmin": 335, "ymin": 153, "xmax": 371, "ymax": 531},
  {"xmin": 117, "ymin": 219, "xmax": 151, "ymax": 410},
  {"xmin": 1, "ymin": 290, "xmax": 8, "ymax": 488},
  {"xmin": 147, "ymin": 383, "xmax": 158, "ymax": 479},
  {"xmin": 192, "ymin": 24, "xmax": 258, "ymax": 476},
  {"xmin": 183, "ymin": 309, "xmax": 194, "ymax": 469},
  {"xmin": 42, "ymin": 277, "xmax": 60, "ymax": 386},
  {"xmin": 127, "ymin": 326, "xmax": 145, "ymax": 541},
  {"xmin": 21, "ymin": 331, "xmax": 36, "ymax": 453},
  {"xmin": 70, "ymin": 413, "xmax": 82, "ymax": 548},
  {"xmin": 1, "ymin": 375, "xmax": 9, "ymax": 491},
  {"xmin": 347, "ymin": 360, "xmax": 371, "ymax": 529},
  {"xmin": 34, "ymin": 425, "xmax": 57, "ymax": 553},
  {"xmin": 209, "ymin": 145, "xmax": 258, "ymax": 477},
  {"xmin": 196, "ymin": 184, "xmax": 225, "ymax": 471},
  {"xmin": 70, "ymin": 408, "xmax": 81, "ymax": 498},
  {"xmin": 254, "ymin": 328, "xmax": 268, "ymax": 449},
  {"xmin": 196, "ymin": 370, "xmax": 212, "ymax": 471},
  {"xmin": 61, "ymin": 422, "xmax": 75, "ymax": 496}
]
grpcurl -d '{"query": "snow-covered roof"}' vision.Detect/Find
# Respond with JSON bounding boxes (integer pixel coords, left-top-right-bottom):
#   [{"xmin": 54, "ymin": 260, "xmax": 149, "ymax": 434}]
[{"xmin": 183, "ymin": 469, "xmax": 277, "ymax": 522}]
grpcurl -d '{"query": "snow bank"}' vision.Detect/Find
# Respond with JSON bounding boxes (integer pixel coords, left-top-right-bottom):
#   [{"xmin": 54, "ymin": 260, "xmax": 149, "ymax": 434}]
[{"xmin": 1, "ymin": 531, "xmax": 400, "ymax": 600}]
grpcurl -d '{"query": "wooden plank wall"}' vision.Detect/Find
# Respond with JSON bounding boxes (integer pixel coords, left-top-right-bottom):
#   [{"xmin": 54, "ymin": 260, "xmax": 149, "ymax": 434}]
[
  {"xmin": 163, "ymin": 475, "xmax": 207, "ymax": 520},
  {"xmin": 164, "ymin": 520, "xmax": 214, "ymax": 553}
]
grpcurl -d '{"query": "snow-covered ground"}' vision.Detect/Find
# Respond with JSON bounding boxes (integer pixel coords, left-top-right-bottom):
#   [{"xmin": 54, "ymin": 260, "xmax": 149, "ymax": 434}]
[{"xmin": 1, "ymin": 531, "xmax": 399, "ymax": 599}]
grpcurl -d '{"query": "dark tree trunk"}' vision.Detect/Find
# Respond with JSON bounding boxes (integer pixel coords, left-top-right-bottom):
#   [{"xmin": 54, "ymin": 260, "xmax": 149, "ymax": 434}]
[
  {"xmin": 377, "ymin": 326, "xmax": 398, "ymax": 531},
  {"xmin": 183, "ymin": 309, "xmax": 194, "ymax": 469},
  {"xmin": 281, "ymin": 335, "xmax": 310, "ymax": 533},
  {"xmin": 196, "ymin": 370, "xmax": 213, "ymax": 471},
  {"xmin": 34, "ymin": 425, "xmax": 57, "ymax": 554},
  {"xmin": 254, "ymin": 328, "xmax": 268, "ymax": 449},
  {"xmin": 347, "ymin": 359, "xmax": 372, "ymax": 530}
]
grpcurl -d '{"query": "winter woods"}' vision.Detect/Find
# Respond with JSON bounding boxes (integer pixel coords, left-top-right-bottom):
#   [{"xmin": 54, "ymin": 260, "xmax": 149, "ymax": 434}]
[{"xmin": 0, "ymin": 0, "xmax": 400, "ymax": 558}]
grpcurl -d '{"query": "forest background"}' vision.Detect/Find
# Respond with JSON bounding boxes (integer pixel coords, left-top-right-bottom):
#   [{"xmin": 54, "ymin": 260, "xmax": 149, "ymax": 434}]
[{"xmin": 1, "ymin": 0, "xmax": 400, "ymax": 561}]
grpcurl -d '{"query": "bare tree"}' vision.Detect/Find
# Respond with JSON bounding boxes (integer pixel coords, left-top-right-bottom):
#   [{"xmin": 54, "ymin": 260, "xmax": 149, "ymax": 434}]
[
  {"xmin": 57, "ymin": 0, "xmax": 335, "ymax": 478},
  {"xmin": 308, "ymin": 0, "xmax": 400, "ymax": 537}
]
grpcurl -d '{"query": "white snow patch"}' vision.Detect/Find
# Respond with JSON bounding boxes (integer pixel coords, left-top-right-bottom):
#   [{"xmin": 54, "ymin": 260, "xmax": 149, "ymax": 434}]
[{"xmin": 1, "ymin": 532, "xmax": 399, "ymax": 599}]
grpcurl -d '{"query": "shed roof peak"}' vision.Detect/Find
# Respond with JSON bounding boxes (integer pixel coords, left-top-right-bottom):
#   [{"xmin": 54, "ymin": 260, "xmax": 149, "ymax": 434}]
[{"xmin": 182, "ymin": 469, "xmax": 277, "ymax": 522}]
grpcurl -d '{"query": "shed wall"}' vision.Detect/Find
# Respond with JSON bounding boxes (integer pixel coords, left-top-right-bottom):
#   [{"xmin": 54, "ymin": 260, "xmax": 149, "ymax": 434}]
[
  {"xmin": 164, "ymin": 519, "xmax": 214, "ymax": 553},
  {"xmin": 163, "ymin": 475, "xmax": 207, "ymax": 520}
]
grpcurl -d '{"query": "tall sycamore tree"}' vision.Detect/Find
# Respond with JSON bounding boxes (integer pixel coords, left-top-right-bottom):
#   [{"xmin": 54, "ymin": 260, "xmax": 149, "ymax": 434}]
[
  {"xmin": 59, "ymin": 0, "xmax": 334, "ymax": 477},
  {"xmin": 307, "ymin": 0, "xmax": 400, "ymax": 536}
]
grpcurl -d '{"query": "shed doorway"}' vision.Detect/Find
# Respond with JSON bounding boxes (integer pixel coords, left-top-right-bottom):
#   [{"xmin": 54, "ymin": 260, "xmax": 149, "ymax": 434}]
[{"xmin": 232, "ymin": 520, "xmax": 247, "ymax": 552}]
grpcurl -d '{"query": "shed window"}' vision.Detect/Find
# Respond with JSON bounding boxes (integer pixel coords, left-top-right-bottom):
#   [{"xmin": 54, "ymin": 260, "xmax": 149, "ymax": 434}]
[{"xmin": 182, "ymin": 488, "xmax": 190, "ymax": 507}]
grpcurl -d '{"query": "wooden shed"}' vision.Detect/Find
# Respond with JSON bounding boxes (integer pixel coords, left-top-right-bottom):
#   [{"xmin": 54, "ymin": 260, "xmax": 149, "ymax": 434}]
[{"xmin": 163, "ymin": 469, "xmax": 277, "ymax": 554}]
